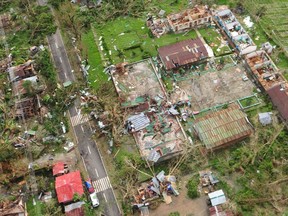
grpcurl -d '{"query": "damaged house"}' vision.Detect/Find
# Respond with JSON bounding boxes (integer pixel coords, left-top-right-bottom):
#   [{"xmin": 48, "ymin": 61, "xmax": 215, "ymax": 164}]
[
  {"xmin": 245, "ymin": 50, "xmax": 284, "ymax": 91},
  {"xmin": 8, "ymin": 61, "xmax": 43, "ymax": 119},
  {"xmin": 147, "ymin": 5, "xmax": 212, "ymax": 38},
  {"xmin": 215, "ymin": 9, "xmax": 257, "ymax": 55},
  {"xmin": 167, "ymin": 5, "xmax": 212, "ymax": 33},
  {"xmin": 245, "ymin": 50, "xmax": 288, "ymax": 123},
  {"xmin": 111, "ymin": 59, "xmax": 186, "ymax": 163},
  {"xmin": 158, "ymin": 37, "xmax": 210, "ymax": 71},
  {"xmin": 8, "ymin": 60, "xmax": 36, "ymax": 82},
  {"xmin": 193, "ymin": 104, "xmax": 254, "ymax": 150}
]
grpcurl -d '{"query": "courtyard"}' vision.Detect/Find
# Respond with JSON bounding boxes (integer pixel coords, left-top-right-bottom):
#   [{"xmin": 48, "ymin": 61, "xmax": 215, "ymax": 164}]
[{"xmin": 169, "ymin": 61, "xmax": 255, "ymax": 111}]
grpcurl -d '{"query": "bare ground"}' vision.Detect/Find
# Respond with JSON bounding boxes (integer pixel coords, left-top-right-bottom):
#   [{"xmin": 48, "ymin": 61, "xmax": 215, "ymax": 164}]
[
  {"xmin": 150, "ymin": 176, "xmax": 208, "ymax": 216},
  {"xmin": 170, "ymin": 64, "xmax": 254, "ymax": 111}
]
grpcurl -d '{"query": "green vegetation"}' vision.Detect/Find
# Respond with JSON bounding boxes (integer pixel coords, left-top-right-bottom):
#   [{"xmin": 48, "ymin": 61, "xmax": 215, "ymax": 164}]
[
  {"xmin": 5, "ymin": 5, "xmax": 56, "ymax": 63},
  {"xmin": 238, "ymin": 95, "xmax": 261, "ymax": 109},
  {"xmin": 198, "ymin": 27, "xmax": 232, "ymax": 56},
  {"xmin": 35, "ymin": 50, "xmax": 57, "ymax": 90},
  {"xmin": 169, "ymin": 212, "xmax": 181, "ymax": 216},
  {"xmin": 26, "ymin": 197, "xmax": 45, "ymax": 216},
  {"xmin": 97, "ymin": 17, "xmax": 197, "ymax": 63},
  {"xmin": 186, "ymin": 175, "xmax": 200, "ymax": 199},
  {"xmin": 81, "ymin": 30, "xmax": 107, "ymax": 89},
  {"xmin": 243, "ymin": 0, "xmax": 288, "ymax": 69}
]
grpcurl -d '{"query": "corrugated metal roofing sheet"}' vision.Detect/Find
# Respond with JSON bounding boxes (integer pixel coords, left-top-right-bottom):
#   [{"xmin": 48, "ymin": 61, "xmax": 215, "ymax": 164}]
[
  {"xmin": 194, "ymin": 105, "xmax": 253, "ymax": 149},
  {"xmin": 128, "ymin": 113, "xmax": 150, "ymax": 131},
  {"xmin": 267, "ymin": 84, "xmax": 288, "ymax": 122},
  {"xmin": 158, "ymin": 37, "xmax": 209, "ymax": 70},
  {"xmin": 55, "ymin": 171, "xmax": 84, "ymax": 203}
]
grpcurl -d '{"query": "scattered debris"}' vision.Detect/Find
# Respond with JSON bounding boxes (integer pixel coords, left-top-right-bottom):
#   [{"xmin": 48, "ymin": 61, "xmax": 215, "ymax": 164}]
[
  {"xmin": 243, "ymin": 16, "xmax": 254, "ymax": 28},
  {"xmin": 133, "ymin": 170, "xmax": 179, "ymax": 213},
  {"xmin": 258, "ymin": 112, "xmax": 272, "ymax": 126}
]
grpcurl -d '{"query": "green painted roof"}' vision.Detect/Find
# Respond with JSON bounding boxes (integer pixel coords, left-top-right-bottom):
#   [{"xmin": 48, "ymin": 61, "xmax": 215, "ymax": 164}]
[{"xmin": 193, "ymin": 105, "xmax": 253, "ymax": 149}]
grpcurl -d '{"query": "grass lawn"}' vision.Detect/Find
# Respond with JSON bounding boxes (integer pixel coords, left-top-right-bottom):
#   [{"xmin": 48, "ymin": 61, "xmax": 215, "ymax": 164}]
[
  {"xmin": 238, "ymin": 95, "xmax": 260, "ymax": 108},
  {"xmin": 81, "ymin": 30, "xmax": 108, "ymax": 90},
  {"xmin": 96, "ymin": 17, "xmax": 198, "ymax": 64},
  {"xmin": 198, "ymin": 27, "xmax": 232, "ymax": 56},
  {"xmin": 26, "ymin": 197, "xmax": 45, "ymax": 215}
]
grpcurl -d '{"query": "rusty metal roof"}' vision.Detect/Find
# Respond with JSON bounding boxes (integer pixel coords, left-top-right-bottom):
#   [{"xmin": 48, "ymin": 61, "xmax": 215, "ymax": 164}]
[
  {"xmin": 193, "ymin": 105, "xmax": 253, "ymax": 149},
  {"xmin": 158, "ymin": 37, "xmax": 208, "ymax": 70},
  {"xmin": 267, "ymin": 83, "xmax": 288, "ymax": 122}
]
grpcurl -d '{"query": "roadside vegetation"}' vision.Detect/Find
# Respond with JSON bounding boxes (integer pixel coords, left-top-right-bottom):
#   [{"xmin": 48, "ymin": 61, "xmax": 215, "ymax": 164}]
[
  {"xmin": 49, "ymin": 0, "xmax": 288, "ymax": 214},
  {"xmin": 2, "ymin": 0, "xmax": 288, "ymax": 215}
]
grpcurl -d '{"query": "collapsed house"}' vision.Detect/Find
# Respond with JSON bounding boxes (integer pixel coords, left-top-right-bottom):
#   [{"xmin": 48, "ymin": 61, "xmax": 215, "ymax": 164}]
[
  {"xmin": 14, "ymin": 97, "xmax": 38, "ymax": 119},
  {"xmin": 245, "ymin": 50, "xmax": 288, "ymax": 123},
  {"xmin": 245, "ymin": 50, "xmax": 283, "ymax": 91},
  {"xmin": 215, "ymin": 9, "xmax": 256, "ymax": 55},
  {"xmin": 158, "ymin": 37, "xmax": 210, "ymax": 71},
  {"xmin": 167, "ymin": 5, "xmax": 212, "ymax": 32},
  {"xmin": 147, "ymin": 5, "xmax": 212, "ymax": 38},
  {"xmin": 111, "ymin": 59, "xmax": 186, "ymax": 163},
  {"xmin": 7, "ymin": 61, "xmax": 42, "ymax": 119},
  {"xmin": 12, "ymin": 76, "xmax": 44, "ymax": 97},
  {"xmin": 8, "ymin": 60, "xmax": 36, "ymax": 82},
  {"xmin": 133, "ymin": 171, "xmax": 179, "ymax": 214},
  {"xmin": 0, "ymin": 197, "xmax": 27, "ymax": 216},
  {"xmin": 146, "ymin": 17, "xmax": 169, "ymax": 38},
  {"xmin": 193, "ymin": 104, "xmax": 254, "ymax": 150}
]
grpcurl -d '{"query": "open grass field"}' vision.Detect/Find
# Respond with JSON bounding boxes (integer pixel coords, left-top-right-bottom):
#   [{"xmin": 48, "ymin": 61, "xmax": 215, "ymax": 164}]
[
  {"xmin": 96, "ymin": 17, "xmax": 198, "ymax": 64},
  {"xmin": 81, "ymin": 30, "xmax": 108, "ymax": 89},
  {"xmin": 198, "ymin": 27, "xmax": 232, "ymax": 56}
]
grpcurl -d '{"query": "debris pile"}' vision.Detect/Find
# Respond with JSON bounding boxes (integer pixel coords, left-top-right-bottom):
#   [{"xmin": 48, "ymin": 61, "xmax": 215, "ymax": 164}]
[
  {"xmin": 132, "ymin": 171, "xmax": 179, "ymax": 214},
  {"xmin": 199, "ymin": 170, "xmax": 219, "ymax": 194}
]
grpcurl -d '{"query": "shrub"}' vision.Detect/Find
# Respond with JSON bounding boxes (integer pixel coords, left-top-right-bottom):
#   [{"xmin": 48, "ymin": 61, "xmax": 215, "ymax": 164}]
[
  {"xmin": 169, "ymin": 212, "xmax": 180, "ymax": 216},
  {"xmin": 186, "ymin": 176, "xmax": 199, "ymax": 199}
]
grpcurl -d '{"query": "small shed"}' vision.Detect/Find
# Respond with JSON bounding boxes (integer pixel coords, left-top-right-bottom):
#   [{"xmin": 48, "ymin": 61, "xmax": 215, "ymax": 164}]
[
  {"xmin": 208, "ymin": 189, "xmax": 226, "ymax": 206},
  {"xmin": 258, "ymin": 112, "xmax": 272, "ymax": 126},
  {"xmin": 53, "ymin": 162, "xmax": 65, "ymax": 177}
]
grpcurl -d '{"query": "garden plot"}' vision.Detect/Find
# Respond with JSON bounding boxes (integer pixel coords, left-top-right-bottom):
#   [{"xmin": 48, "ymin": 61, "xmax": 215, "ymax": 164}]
[{"xmin": 244, "ymin": 1, "xmax": 288, "ymax": 52}]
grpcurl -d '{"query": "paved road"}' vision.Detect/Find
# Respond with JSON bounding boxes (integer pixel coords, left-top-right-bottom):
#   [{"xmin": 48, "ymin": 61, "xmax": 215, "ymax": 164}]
[{"xmin": 39, "ymin": 1, "xmax": 121, "ymax": 215}]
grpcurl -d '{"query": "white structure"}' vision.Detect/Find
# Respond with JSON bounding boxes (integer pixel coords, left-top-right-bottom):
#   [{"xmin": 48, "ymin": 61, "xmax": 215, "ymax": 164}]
[
  {"xmin": 208, "ymin": 189, "xmax": 227, "ymax": 206},
  {"xmin": 215, "ymin": 9, "xmax": 257, "ymax": 55},
  {"xmin": 259, "ymin": 112, "xmax": 272, "ymax": 126}
]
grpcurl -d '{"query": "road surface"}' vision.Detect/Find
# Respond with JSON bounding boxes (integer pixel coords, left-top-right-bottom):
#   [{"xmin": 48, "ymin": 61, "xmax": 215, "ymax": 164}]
[{"xmin": 39, "ymin": 1, "xmax": 121, "ymax": 215}]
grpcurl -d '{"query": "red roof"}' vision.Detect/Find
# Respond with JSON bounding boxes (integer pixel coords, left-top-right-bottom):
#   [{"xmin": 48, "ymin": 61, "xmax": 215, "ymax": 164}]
[
  {"xmin": 55, "ymin": 171, "xmax": 84, "ymax": 203},
  {"xmin": 267, "ymin": 84, "xmax": 288, "ymax": 122},
  {"xmin": 53, "ymin": 162, "xmax": 65, "ymax": 176},
  {"xmin": 158, "ymin": 37, "xmax": 208, "ymax": 70}
]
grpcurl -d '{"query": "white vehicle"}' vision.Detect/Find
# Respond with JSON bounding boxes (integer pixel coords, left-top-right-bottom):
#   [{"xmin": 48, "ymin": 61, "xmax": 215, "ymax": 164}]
[{"xmin": 90, "ymin": 192, "xmax": 99, "ymax": 208}]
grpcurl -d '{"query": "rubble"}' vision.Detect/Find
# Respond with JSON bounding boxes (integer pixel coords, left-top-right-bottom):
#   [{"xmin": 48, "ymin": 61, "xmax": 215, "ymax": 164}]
[{"xmin": 133, "ymin": 171, "xmax": 179, "ymax": 213}]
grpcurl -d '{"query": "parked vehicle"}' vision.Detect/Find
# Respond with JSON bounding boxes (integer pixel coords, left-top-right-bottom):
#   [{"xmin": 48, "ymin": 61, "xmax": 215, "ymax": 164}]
[
  {"xmin": 90, "ymin": 192, "xmax": 99, "ymax": 208},
  {"xmin": 84, "ymin": 179, "xmax": 95, "ymax": 194}
]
